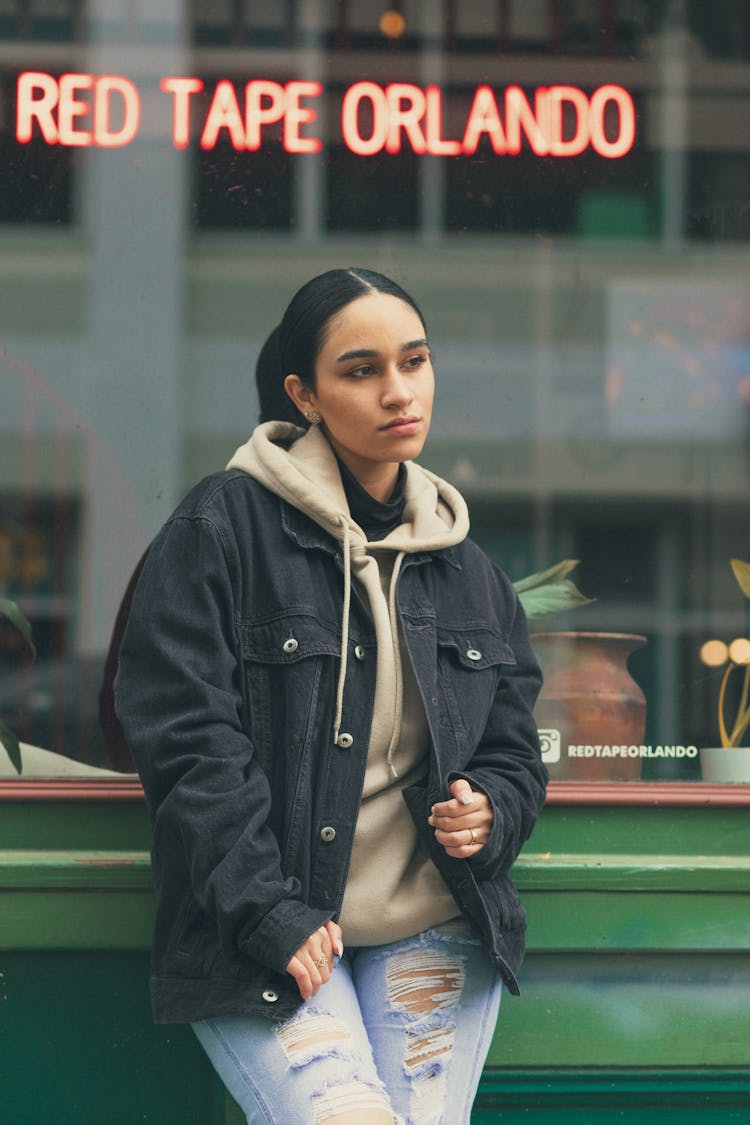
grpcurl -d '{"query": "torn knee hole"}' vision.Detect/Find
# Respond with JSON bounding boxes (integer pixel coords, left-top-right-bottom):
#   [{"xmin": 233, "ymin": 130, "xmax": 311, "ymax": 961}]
[
  {"xmin": 276, "ymin": 1009, "xmax": 352, "ymax": 1065},
  {"xmin": 312, "ymin": 1080, "xmax": 396, "ymax": 1124},
  {"xmin": 385, "ymin": 950, "xmax": 465, "ymax": 1015},
  {"xmin": 404, "ymin": 1024, "xmax": 455, "ymax": 1071}
]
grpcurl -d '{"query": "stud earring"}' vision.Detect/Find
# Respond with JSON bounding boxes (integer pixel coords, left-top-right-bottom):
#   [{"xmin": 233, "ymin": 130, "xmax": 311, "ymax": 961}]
[{"xmin": 304, "ymin": 410, "xmax": 322, "ymax": 425}]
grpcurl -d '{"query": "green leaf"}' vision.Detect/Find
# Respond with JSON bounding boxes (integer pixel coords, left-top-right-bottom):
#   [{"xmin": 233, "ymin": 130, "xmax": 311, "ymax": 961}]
[
  {"xmin": 513, "ymin": 559, "xmax": 595, "ymax": 622},
  {"xmin": 518, "ymin": 579, "xmax": 596, "ymax": 622},
  {"xmin": 0, "ymin": 598, "xmax": 36, "ymax": 661},
  {"xmin": 513, "ymin": 559, "xmax": 582, "ymax": 594},
  {"xmin": 0, "ymin": 718, "xmax": 23, "ymax": 774},
  {"xmin": 730, "ymin": 558, "xmax": 750, "ymax": 601}
]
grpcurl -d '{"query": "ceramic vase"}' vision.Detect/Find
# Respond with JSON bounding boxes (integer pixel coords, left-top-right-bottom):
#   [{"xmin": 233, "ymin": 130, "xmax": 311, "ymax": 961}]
[{"xmin": 531, "ymin": 631, "xmax": 647, "ymax": 781}]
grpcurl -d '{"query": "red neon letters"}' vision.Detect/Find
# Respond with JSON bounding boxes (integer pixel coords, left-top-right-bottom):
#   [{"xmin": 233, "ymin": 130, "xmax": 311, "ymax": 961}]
[
  {"xmin": 16, "ymin": 72, "xmax": 636, "ymax": 160},
  {"xmin": 16, "ymin": 71, "xmax": 140, "ymax": 147},
  {"xmin": 159, "ymin": 78, "xmax": 323, "ymax": 152},
  {"xmin": 342, "ymin": 81, "xmax": 635, "ymax": 158}
]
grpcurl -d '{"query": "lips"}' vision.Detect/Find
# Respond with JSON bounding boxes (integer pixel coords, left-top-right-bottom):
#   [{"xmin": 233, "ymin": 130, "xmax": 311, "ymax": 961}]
[{"xmin": 381, "ymin": 416, "xmax": 420, "ymax": 431}]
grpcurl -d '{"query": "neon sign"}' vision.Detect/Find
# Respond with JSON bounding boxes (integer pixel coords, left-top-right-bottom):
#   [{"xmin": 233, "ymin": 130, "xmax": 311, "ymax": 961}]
[{"xmin": 15, "ymin": 72, "xmax": 636, "ymax": 159}]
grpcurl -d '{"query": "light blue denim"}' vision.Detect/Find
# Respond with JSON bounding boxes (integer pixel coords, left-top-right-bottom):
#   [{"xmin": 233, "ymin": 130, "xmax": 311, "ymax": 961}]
[{"xmin": 192, "ymin": 923, "xmax": 503, "ymax": 1125}]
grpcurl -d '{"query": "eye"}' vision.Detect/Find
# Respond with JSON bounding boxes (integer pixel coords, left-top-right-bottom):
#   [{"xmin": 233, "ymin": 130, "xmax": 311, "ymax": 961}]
[
  {"xmin": 346, "ymin": 363, "xmax": 377, "ymax": 379},
  {"xmin": 403, "ymin": 353, "xmax": 429, "ymax": 370}
]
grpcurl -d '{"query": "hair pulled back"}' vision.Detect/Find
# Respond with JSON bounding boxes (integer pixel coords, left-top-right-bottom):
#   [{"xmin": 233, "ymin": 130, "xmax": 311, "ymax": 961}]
[{"xmin": 255, "ymin": 267, "xmax": 426, "ymax": 425}]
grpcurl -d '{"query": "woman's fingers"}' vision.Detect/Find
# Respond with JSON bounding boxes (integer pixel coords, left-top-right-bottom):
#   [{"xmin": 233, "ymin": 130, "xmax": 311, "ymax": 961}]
[
  {"xmin": 428, "ymin": 782, "xmax": 494, "ymax": 858},
  {"xmin": 431, "ymin": 820, "xmax": 486, "ymax": 857},
  {"xmin": 432, "ymin": 823, "xmax": 486, "ymax": 858},
  {"xmin": 323, "ymin": 919, "xmax": 344, "ymax": 958},
  {"xmin": 286, "ymin": 927, "xmax": 338, "ymax": 1000},
  {"xmin": 285, "ymin": 955, "xmax": 315, "ymax": 1000},
  {"xmin": 449, "ymin": 778, "xmax": 476, "ymax": 806}
]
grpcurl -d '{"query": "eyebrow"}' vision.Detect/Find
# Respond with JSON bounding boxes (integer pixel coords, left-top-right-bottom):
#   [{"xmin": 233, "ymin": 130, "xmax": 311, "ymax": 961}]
[{"xmin": 335, "ymin": 339, "xmax": 429, "ymax": 363}]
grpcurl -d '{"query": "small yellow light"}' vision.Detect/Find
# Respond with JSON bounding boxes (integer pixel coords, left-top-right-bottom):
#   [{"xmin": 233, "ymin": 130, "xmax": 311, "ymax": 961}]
[
  {"xmin": 700, "ymin": 639, "xmax": 728, "ymax": 667},
  {"xmin": 379, "ymin": 10, "xmax": 406, "ymax": 38},
  {"xmin": 728, "ymin": 638, "xmax": 750, "ymax": 665}
]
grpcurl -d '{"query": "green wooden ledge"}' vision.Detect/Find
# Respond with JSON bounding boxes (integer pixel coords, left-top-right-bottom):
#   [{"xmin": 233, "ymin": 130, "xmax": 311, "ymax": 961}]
[
  {"xmin": 2, "ymin": 848, "xmax": 749, "ymax": 953},
  {"xmin": 2, "ymin": 849, "xmax": 750, "ymax": 891}
]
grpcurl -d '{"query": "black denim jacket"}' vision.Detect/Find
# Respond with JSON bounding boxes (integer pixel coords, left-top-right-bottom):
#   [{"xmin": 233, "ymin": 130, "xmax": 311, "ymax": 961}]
[{"xmin": 114, "ymin": 471, "xmax": 547, "ymax": 1024}]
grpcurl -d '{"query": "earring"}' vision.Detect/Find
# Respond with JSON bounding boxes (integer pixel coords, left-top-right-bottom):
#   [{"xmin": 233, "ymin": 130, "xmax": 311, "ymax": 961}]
[{"xmin": 304, "ymin": 410, "xmax": 322, "ymax": 425}]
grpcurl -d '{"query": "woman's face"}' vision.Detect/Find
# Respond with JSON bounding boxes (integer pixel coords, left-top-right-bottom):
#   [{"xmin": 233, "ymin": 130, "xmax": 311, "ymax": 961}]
[{"xmin": 287, "ymin": 291, "xmax": 435, "ymax": 496}]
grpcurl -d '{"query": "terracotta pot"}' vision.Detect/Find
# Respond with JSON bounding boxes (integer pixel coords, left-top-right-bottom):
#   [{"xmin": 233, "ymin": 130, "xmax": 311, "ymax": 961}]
[{"xmin": 531, "ymin": 632, "xmax": 647, "ymax": 781}]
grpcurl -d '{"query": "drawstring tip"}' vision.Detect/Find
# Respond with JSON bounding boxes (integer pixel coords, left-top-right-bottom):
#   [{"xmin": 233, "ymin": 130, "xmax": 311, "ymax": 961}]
[{"xmin": 389, "ymin": 762, "xmax": 399, "ymax": 780}]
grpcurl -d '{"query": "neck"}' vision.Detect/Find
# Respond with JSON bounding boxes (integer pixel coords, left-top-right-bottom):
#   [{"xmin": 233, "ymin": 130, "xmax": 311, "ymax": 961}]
[
  {"xmin": 326, "ymin": 442, "xmax": 400, "ymax": 503},
  {"xmin": 354, "ymin": 466, "xmax": 400, "ymax": 504}
]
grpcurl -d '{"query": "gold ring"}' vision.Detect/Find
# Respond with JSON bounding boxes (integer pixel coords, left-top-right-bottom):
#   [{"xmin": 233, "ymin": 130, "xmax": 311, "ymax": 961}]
[
  {"xmin": 315, "ymin": 954, "xmax": 328, "ymax": 968},
  {"xmin": 469, "ymin": 828, "xmax": 476, "ymax": 845}
]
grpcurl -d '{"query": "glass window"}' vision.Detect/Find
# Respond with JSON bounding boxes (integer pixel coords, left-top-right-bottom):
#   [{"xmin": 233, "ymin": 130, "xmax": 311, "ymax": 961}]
[{"xmin": 1, "ymin": 0, "xmax": 748, "ymax": 790}]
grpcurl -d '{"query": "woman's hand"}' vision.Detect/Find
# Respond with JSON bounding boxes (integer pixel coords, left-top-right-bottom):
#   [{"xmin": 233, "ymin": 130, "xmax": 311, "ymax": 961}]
[
  {"xmin": 428, "ymin": 779, "xmax": 494, "ymax": 859},
  {"xmin": 285, "ymin": 919, "xmax": 344, "ymax": 1001}
]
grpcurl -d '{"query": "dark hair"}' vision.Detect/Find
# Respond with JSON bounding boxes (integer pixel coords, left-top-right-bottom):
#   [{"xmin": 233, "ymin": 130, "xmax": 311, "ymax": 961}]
[{"xmin": 255, "ymin": 267, "xmax": 426, "ymax": 424}]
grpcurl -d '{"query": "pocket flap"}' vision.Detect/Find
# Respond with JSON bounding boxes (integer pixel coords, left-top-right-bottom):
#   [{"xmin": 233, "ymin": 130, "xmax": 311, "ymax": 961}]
[
  {"xmin": 436, "ymin": 627, "xmax": 516, "ymax": 670},
  {"xmin": 240, "ymin": 612, "xmax": 341, "ymax": 663}
]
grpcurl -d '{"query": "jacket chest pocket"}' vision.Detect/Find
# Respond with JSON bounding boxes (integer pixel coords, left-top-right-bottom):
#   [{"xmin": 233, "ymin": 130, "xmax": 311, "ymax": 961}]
[
  {"xmin": 436, "ymin": 626, "xmax": 517, "ymax": 741},
  {"xmin": 239, "ymin": 611, "xmax": 342, "ymax": 776}
]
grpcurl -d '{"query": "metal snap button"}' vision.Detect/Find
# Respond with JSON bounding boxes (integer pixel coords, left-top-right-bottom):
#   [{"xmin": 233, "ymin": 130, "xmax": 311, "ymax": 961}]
[
  {"xmin": 262, "ymin": 989, "xmax": 279, "ymax": 1003},
  {"xmin": 320, "ymin": 826, "xmax": 336, "ymax": 843},
  {"xmin": 335, "ymin": 732, "xmax": 354, "ymax": 748},
  {"xmin": 466, "ymin": 648, "xmax": 482, "ymax": 662},
  {"xmin": 282, "ymin": 638, "xmax": 299, "ymax": 653},
  {"xmin": 354, "ymin": 644, "xmax": 366, "ymax": 661}
]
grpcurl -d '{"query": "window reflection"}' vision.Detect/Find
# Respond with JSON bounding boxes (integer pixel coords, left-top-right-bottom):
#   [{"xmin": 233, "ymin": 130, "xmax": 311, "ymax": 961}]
[{"xmin": 0, "ymin": 1, "xmax": 748, "ymax": 781}]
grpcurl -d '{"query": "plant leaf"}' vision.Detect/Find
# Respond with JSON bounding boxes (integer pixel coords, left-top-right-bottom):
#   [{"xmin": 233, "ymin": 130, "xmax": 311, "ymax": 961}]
[
  {"xmin": 0, "ymin": 719, "xmax": 23, "ymax": 774},
  {"xmin": 730, "ymin": 558, "xmax": 750, "ymax": 601},
  {"xmin": 518, "ymin": 579, "xmax": 596, "ymax": 622},
  {"xmin": 513, "ymin": 559, "xmax": 595, "ymax": 621},
  {"xmin": 513, "ymin": 559, "xmax": 582, "ymax": 594},
  {"xmin": 0, "ymin": 597, "xmax": 36, "ymax": 661}
]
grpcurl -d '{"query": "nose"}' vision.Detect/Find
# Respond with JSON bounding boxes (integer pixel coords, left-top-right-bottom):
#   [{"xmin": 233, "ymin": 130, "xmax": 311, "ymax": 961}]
[{"xmin": 381, "ymin": 365, "xmax": 414, "ymax": 409}]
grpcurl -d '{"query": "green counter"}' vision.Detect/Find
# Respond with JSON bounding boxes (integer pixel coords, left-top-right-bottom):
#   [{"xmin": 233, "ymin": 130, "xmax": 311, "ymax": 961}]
[{"xmin": 1, "ymin": 780, "xmax": 749, "ymax": 1123}]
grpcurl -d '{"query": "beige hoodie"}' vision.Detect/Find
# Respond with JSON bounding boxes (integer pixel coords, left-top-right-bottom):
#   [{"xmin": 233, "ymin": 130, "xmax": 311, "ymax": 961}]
[{"xmin": 227, "ymin": 421, "xmax": 471, "ymax": 944}]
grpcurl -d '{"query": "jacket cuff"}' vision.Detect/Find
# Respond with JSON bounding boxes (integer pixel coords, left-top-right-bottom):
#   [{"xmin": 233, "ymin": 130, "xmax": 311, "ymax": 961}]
[{"xmin": 238, "ymin": 899, "xmax": 333, "ymax": 975}]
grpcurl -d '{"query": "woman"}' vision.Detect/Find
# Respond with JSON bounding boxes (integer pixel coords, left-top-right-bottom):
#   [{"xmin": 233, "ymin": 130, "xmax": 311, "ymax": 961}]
[{"xmin": 115, "ymin": 267, "xmax": 547, "ymax": 1125}]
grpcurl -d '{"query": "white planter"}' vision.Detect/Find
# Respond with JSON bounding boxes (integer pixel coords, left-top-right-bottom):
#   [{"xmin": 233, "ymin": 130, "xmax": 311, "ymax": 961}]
[
  {"xmin": 700, "ymin": 746, "xmax": 750, "ymax": 783},
  {"xmin": 0, "ymin": 741, "xmax": 127, "ymax": 778}
]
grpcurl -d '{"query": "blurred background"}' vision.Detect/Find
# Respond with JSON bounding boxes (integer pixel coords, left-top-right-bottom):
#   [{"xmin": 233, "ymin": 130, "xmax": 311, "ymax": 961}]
[{"xmin": 1, "ymin": 0, "xmax": 748, "ymax": 775}]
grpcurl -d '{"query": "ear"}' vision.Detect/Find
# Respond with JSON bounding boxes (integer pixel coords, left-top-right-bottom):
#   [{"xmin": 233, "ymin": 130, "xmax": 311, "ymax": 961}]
[{"xmin": 284, "ymin": 373, "xmax": 316, "ymax": 417}]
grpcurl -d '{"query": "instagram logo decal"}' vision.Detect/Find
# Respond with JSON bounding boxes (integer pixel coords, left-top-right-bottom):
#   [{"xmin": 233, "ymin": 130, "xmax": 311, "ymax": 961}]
[{"xmin": 538, "ymin": 730, "xmax": 561, "ymax": 764}]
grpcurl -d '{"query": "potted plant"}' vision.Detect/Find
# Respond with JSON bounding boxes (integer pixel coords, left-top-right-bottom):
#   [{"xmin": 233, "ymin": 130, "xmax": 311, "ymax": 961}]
[
  {"xmin": 0, "ymin": 597, "xmax": 36, "ymax": 774},
  {"xmin": 515, "ymin": 560, "xmax": 648, "ymax": 782},
  {"xmin": 699, "ymin": 559, "xmax": 750, "ymax": 783},
  {"xmin": 1, "ymin": 599, "xmax": 125, "ymax": 777}
]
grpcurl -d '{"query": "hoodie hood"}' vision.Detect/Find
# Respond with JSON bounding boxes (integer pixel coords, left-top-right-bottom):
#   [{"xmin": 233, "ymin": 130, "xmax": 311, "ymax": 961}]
[{"xmin": 227, "ymin": 421, "xmax": 470, "ymax": 554}]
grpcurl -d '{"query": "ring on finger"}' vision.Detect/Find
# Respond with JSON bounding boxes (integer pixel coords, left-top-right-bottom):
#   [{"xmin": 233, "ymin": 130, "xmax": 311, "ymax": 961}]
[
  {"xmin": 469, "ymin": 827, "xmax": 477, "ymax": 845},
  {"xmin": 315, "ymin": 954, "xmax": 328, "ymax": 968}
]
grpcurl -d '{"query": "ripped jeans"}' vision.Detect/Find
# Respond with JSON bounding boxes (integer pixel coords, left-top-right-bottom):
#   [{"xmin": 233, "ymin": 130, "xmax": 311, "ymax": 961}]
[{"xmin": 192, "ymin": 923, "xmax": 502, "ymax": 1125}]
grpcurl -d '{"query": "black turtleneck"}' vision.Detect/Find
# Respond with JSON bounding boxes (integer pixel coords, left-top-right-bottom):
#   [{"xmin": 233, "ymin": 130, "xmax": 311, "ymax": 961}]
[{"xmin": 336, "ymin": 456, "xmax": 406, "ymax": 542}]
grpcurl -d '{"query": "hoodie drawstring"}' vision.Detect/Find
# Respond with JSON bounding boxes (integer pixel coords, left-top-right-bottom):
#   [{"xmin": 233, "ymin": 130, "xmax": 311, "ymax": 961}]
[
  {"xmin": 385, "ymin": 552, "xmax": 406, "ymax": 779},
  {"xmin": 333, "ymin": 515, "xmax": 352, "ymax": 748},
  {"xmin": 332, "ymin": 520, "xmax": 404, "ymax": 780}
]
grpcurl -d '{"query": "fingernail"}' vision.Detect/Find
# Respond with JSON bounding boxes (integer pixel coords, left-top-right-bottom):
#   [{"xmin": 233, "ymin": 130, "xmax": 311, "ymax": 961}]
[
  {"xmin": 336, "ymin": 940, "xmax": 344, "ymax": 957},
  {"xmin": 459, "ymin": 792, "xmax": 475, "ymax": 806}
]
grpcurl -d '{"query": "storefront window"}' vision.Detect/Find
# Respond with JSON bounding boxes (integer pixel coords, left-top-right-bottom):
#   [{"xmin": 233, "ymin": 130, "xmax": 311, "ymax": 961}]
[{"xmin": 1, "ymin": 0, "xmax": 748, "ymax": 786}]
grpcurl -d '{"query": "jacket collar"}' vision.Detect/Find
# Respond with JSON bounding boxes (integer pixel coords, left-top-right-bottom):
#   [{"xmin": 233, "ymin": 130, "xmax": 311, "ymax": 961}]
[{"xmin": 279, "ymin": 500, "xmax": 462, "ymax": 570}]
